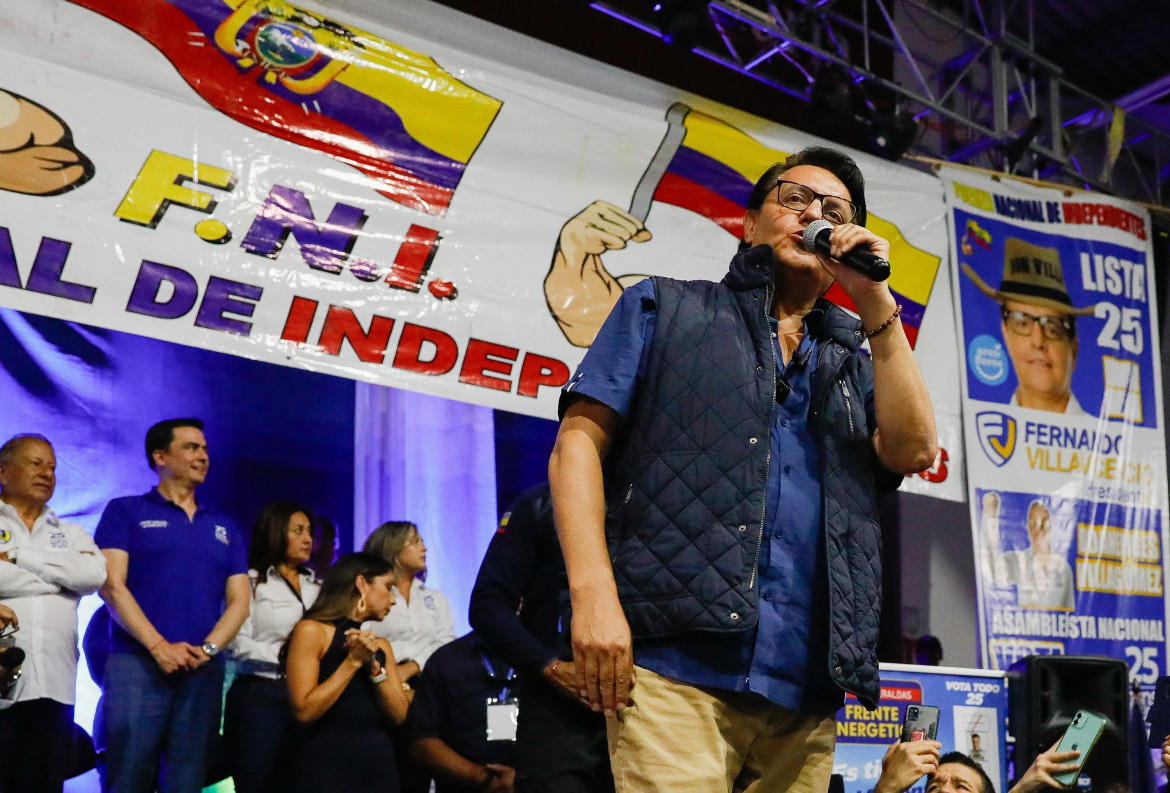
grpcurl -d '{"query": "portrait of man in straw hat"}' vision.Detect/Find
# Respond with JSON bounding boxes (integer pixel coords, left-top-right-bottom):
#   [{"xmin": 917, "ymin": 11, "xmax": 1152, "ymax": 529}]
[{"xmin": 963, "ymin": 238, "xmax": 1098, "ymax": 415}]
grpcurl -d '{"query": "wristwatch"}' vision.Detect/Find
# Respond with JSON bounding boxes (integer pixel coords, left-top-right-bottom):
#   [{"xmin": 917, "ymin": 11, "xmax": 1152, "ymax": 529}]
[
  {"xmin": 201, "ymin": 642, "xmax": 220, "ymax": 658},
  {"xmin": 370, "ymin": 668, "xmax": 388, "ymax": 684}
]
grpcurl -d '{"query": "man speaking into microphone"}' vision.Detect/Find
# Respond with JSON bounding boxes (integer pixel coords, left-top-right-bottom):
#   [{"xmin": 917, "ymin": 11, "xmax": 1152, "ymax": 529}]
[{"xmin": 549, "ymin": 147, "xmax": 937, "ymax": 793}]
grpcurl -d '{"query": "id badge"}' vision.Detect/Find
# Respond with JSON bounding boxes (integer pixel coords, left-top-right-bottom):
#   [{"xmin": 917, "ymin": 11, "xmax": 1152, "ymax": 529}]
[{"xmin": 485, "ymin": 696, "xmax": 519, "ymax": 742}]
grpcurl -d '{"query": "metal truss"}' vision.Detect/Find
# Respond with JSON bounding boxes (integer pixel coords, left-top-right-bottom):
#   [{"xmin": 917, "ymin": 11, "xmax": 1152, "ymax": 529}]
[{"xmin": 590, "ymin": 0, "xmax": 1170, "ymax": 208}]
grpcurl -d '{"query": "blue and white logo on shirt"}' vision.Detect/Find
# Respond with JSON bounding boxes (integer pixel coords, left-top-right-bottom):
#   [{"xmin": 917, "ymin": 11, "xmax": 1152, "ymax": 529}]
[
  {"xmin": 139, "ymin": 520, "xmax": 167, "ymax": 529},
  {"xmin": 215, "ymin": 525, "xmax": 230, "ymax": 545},
  {"xmin": 49, "ymin": 531, "xmax": 67, "ymax": 549},
  {"xmin": 424, "ymin": 594, "xmax": 436, "ymax": 612}
]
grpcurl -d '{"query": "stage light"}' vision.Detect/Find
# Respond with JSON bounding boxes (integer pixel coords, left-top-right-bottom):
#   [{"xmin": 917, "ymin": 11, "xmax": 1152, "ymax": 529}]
[
  {"xmin": 1001, "ymin": 116, "xmax": 1044, "ymax": 170},
  {"xmin": 810, "ymin": 66, "xmax": 919, "ymax": 162},
  {"xmin": 654, "ymin": 0, "xmax": 708, "ymax": 50},
  {"xmin": 865, "ymin": 108, "xmax": 920, "ymax": 162},
  {"xmin": 808, "ymin": 64, "xmax": 866, "ymax": 143}
]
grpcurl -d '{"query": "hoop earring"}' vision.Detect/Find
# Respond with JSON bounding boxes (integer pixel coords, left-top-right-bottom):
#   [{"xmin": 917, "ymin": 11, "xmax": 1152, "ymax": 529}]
[{"xmin": 356, "ymin": 593, "xmax": 368, "ymax": 615}]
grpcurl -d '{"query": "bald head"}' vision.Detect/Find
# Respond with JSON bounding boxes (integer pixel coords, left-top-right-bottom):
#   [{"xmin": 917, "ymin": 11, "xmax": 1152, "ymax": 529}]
[{"xmin": 0, "ymin": 434, "xmax": 50, "ymax": 466}]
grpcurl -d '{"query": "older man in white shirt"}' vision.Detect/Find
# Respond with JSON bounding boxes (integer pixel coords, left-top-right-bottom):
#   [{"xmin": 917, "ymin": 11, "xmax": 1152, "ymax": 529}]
[{"xmin": 0, "ymin": 433, "xmax": 107, "ymax": 793}]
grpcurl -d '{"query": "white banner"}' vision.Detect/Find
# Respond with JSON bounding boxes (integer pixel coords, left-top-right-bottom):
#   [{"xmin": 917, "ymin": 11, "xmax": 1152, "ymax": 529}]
[
  {"xmin": 0, "ymin": 0, "xmax": 962, "ymax": 498},
  {"xmin": 943, "ymin": 166, "xmax": 1169, "ymax": 692}
]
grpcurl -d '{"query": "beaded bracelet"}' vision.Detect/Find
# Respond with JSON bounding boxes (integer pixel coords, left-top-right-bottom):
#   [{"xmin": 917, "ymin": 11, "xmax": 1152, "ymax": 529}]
[{"xmin": 864, "ymin": 304, "xmax": 902, "ymax": 340}]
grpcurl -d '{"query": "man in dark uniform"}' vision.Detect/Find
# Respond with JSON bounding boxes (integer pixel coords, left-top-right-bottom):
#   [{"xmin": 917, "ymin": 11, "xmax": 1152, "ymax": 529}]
[
  {"xmin": 403, "ymin": 632, "xmax": 517, "ymax": 792},
  {"xmin": 469, "ymin": 483, "xmax": 613, "ymax": 792}
]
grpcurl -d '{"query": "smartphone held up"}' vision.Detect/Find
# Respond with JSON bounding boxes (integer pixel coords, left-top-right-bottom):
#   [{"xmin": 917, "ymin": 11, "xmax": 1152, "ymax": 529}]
[
  {"xmin": 1050, "ymin": 709, "xmax": 1106, "ymax": 788},
  {"xmin": 901, "ymin": 705, "xmax": 940, "ymax": 742}
]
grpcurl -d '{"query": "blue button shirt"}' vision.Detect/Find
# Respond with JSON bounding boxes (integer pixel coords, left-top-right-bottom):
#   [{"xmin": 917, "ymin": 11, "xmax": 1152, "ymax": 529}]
[
  {"xmin": 95, "ymin": 489, "xmax": 247, "ymax": 654},
  {"xmin": 565, "ymin": 279, "xmax": 845, "ymax": 714}
]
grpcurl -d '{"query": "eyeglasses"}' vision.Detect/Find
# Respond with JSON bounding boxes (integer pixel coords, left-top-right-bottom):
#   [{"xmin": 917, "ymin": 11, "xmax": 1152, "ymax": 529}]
[
  {"xmin": 771, "ymin": 180, "xmax": 858, "ymax": 226},
  {"xmin": 1001, "ymin": 308, "xmax": 1074, "ymax": 342}
]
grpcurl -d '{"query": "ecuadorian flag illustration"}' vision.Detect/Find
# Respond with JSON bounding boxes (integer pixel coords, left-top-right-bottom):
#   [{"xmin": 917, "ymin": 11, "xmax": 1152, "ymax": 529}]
[
  {"xmin": 637, "ymin": 104, "xmax": 940, "ymax": 347},
  {"xmin": 69, "ymin": 0, "xmax": 501, "ymax": 217}
]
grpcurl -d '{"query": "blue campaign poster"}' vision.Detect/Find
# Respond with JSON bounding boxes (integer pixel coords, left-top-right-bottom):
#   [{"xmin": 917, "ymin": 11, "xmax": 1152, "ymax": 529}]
[
  {"xmin": 953, "ymin": 208, "xmax": 1158, "ymax": 426},
  {"xmin": 834, "ymin": 664, "xmax": 1009, "ymax": 793},
  {"xmin": 943, "ymin": 170, "xmax": 1169, "ymax": 701}
]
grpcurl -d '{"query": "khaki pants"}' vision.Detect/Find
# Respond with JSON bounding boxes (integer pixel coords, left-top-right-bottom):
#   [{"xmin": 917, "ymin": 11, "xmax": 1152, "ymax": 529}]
[{"xmin": 608, "ymin": 666, "xmax": 836, "ymax": 793}]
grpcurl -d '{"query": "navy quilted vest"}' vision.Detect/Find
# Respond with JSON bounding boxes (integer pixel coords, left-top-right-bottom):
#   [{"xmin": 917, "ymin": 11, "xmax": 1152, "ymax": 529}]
[{"xmin": 603, "ymin": 244, "xmax": 887, "ymax": 708}]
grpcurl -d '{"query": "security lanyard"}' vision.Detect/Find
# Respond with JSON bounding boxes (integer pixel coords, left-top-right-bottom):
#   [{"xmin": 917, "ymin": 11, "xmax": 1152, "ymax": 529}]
[{"xmin": 480, "ymin": 652, "xmax": 516, "ymax": 703}]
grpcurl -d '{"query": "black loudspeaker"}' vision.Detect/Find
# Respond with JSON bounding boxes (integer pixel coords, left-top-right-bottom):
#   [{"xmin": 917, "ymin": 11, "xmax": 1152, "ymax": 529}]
[{"xmin": 1007, "ymin": 655, "xmax": 1129, "ymax": 791}]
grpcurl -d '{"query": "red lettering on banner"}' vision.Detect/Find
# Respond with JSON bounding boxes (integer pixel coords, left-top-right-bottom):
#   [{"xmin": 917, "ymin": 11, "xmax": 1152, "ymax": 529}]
[
  {"xmin": 880, "ymin": 686, "xmax": 921, "ymax": 702},
  {"xmin": 393, "ymin": 323, "xmax": 459, "ymax": 375},
  {"xmin": 916, "ymin": 447, "xmax": 949, "ymax": 483},
  {"xmin": 517, "ymin": 353, "xmax": 570, "ymax": 398},
  {"xmin": 386, "ymin": 225, "xmax": 440, "ymax": 292},
  {"xmin": 276, "ymin": 298, "xmax": 571, "ymax": 398},
  {"xmin": 459, "ymin": 338, "xmax": 519, "ymax": 391},
  {"xmin": 281, "ymin": 296, "xmax": 318, "ymax": 344},
  {"xmin": 1060, "ymin": 202, "xmax": 1146, "ymax": 240},
  {"xmin": 318, "ymin": 306, "xmax": 395, "ymax": 363}
]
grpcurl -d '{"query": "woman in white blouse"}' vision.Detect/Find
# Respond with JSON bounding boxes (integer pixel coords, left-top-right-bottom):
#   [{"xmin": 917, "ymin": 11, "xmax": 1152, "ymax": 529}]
[
  {"xmin": 362, "ymin": 521, "xmax": 455, "ymax": 683},
  {"xmin": 225, "ymin": 501, "xmax": 321, "ymax": 793}
]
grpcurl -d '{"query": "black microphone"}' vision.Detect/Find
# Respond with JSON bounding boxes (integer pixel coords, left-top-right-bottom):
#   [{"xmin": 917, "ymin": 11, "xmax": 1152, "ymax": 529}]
[{"xmin": 801, "ymin": 219, "xmax": 891, "ymax": 282}]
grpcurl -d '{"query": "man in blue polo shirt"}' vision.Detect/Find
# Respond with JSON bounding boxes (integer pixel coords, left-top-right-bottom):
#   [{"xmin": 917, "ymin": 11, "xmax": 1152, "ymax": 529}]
[
  {"xmin": 96, "ymin": 418, "xmax": 250, "ymax": 793},
  {"xmin": 548, "ymin": 147, "xmax": 937, "ymax": 792}
]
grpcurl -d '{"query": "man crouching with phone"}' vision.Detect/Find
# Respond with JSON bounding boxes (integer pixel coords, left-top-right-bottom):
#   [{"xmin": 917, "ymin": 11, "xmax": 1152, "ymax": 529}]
[{"xmin": 872, "ymin": 741, "xmax": 1080, "ymax": 793}]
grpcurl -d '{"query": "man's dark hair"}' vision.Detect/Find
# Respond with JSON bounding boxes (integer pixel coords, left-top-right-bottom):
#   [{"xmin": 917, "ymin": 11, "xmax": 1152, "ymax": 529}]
[
  {"xmin": 745, "ymin": 146, "xmax": 868, "ymax": 226},
  {"xmin": 0, "ymin": 434, "xmax": 51, "ymax": 467},
  {"xmin": 933, "ymin": 752, "xmax": 996, "ymax": 793},
  {"xmin": 144, "ymin": 418, "xmax": 204, "ymax": 470},
  {"xmin": 915, "ymin": 634, "xmax": 943, "ymax": 664},
  {"xmin": 309, "ymin": 514, "xmax": 339, "ymax": 575}
]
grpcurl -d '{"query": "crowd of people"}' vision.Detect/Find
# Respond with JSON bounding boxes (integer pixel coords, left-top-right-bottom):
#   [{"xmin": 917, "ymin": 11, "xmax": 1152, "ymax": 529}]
[
  {"xmin": 0, "ymin": 145, "xmax": 1159, "ymax": 793},
  {"xmin": 0, "ymin": 422, "xmax": 607, "ymax": 793},
  {"xmin": 0, "ymin": 421, "xmax": 1152, "ymax": 793}
]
